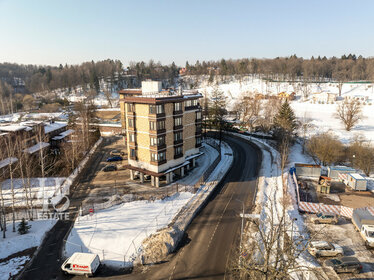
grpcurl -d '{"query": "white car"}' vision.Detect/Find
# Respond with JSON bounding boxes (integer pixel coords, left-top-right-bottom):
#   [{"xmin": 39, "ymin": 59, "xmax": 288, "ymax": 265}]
[{"xmin": 308, "ymin": 241, "xmax": 344, "ymax": 257}]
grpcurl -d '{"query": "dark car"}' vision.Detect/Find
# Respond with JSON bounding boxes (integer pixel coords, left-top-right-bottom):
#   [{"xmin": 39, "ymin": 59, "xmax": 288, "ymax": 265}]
[
  {"xmin": 106, "ymin": 156, "xmax": 123, "ymax": 162},
  {"xmin": 324, "ymin": 256, "xmax": 362, "ymax": 274},
  {"xmin": 102, "ymin": 165, "xmax": 117, "ymax": 172}
]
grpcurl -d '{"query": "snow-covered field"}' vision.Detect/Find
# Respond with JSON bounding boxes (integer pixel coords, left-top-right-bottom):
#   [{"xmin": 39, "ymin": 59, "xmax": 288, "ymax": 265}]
[
  {"xmin": 0, "ymin": 220, "xmax": 56, "ymax": 279},
  {"xmin": 65, "ymin": 192, "xmax": 194, "ymax": 267},
  {"xmin": 291, "ymin": 102, "xmax": 374, "ymax": 143},
  {"xmin": 192, "ymin": 75, "xmax": 374, "ymax": 109},
  {"xmin": 193, "ymin": 75, "xmax": 374, "ymax": 143},
  {"xmin": 1, "ymin": 177, "xmax": 66, "ymax": 207}
]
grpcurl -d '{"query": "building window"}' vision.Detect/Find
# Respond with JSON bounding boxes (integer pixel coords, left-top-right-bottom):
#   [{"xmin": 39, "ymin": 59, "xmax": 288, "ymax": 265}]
[
  {"xmin": 196, "ymin": 136, "xmax": 202, "ymax": 145},
  {"xmin": 128, "ymin": 118, "xmax": 135, "ymax": 128},
  {"xmin": 174, "ymin": 117, "xmax": 182, "ymax": 127},
  {"xmin": 150, "ymin": 135, "xmax": 165, "ymax": 146},
  {"xmin": 174, "ymin": 131, "xmax": 183, "ymax": 142},
  {"xmin": 130, "ymin": 148, "xmax": 137, "ymax": 158},
  {"xmin": 127, "ymin": 103, "xmax": 134, "ymax": 112},
  {"xmin": 185, "ymin": 100, "xmax": 192, "ymax": 108},
  {"xmin": 129, "ymin": 133, "xmax": 136, "ymax": 143},
  {"xmin": 196, "ymin": 111, "xmax": 202, "ymax": 120},
  {"xmin": 174, "ymin": 146, "xmax": 183, "ymax": 156},
  {"xmin": 149, "ymin": 104, "xmax": 164, "ymax": 114},
  {"xmin": 150, "ymin": 120, "xmax": 165, "ymax": 131},
  {"xmin": 151, "ymin": 151, "xmax": 166, "ymax": 162},
  {"xmin": 174, "ymin": 102, "xmax": 182, "ymax": 112}
]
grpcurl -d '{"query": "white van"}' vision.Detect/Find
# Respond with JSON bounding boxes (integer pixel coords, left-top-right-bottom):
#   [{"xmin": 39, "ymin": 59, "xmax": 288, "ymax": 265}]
[{"xmin": 61, "ymin": 252, "xmax": 100, "ymax": 277}]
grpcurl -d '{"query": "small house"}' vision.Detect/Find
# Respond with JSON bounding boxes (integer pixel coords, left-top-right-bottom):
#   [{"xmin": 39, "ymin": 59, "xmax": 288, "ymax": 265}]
[
  {"xmin": 295, "ymin": 163, "xmax": 321, "ymax": 177},
  {"xmin": 347, "ymin": 173, "xmax": 367, "ymax": 191},
  {"xmin": 328, "ymin": 166, "xmax": 356, "ymax": 180}
]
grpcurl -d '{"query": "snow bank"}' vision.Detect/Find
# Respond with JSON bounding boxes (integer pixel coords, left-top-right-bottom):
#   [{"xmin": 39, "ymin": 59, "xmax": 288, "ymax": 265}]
[{"xmin": 0, "ymin": 219, "xmax": 56, "ymax": 259}]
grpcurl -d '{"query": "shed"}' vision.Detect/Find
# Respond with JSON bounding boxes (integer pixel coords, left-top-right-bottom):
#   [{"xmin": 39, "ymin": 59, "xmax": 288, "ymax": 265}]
[
  {"xmin": 347, "ymin": 173, "xmax": 367, "ymax": 191},
  {"xmin": 295, "ymin": 163, "xmax": 321, "ymax": 177},
  {"xmin": 328, "ymin": 166, "xmax": 356, "ymax": 179}
]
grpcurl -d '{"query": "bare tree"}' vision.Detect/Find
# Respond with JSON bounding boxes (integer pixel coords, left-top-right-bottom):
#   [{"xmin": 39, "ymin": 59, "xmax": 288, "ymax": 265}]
[
  {"xmin": 3, "ymin": 135, "xmax": 20, "ymax": 232},
  {"xmin": 230, "ymin": 199, "xmax": 325, "ymax": 280},
  {"xmin": 306, "ymin": 132, "xmax": 344, "ymax": 166},
  {"xmin": 336, "ymin": 100, "xmax": 363, "ymax": 131},
  {"xmin": 348, "ymin": 138, "xmax": 374, "ymax": 176}
]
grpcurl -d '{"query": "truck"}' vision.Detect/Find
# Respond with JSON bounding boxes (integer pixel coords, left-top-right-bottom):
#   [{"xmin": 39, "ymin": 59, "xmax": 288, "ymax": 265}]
[
  {"xmin": 61, "ymin": 252, "xmax": 100, "ymax": 277},
  {"xmin": 352, "ymin": 208, "xmax": 374, "ymax": 248}
]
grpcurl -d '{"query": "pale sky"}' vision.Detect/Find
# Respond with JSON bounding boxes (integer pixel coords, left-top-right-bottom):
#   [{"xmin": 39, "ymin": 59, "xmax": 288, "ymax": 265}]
[{"xmin": 0, "ymin": 0, "xmax": 373, "ymax": 67}]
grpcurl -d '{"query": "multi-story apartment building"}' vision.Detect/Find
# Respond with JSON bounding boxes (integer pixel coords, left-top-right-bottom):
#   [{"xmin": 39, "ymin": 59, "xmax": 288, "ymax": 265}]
[{"xmin": 121, "ymin": 81, "xmax": 203, "ymax": 187}]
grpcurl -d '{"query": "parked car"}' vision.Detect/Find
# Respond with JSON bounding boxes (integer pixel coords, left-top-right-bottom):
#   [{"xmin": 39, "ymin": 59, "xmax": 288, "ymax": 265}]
[
  {"xmin": 324, "ymin": 256, "xmax": 362, "ymax": 274},
  {"xmin": 102, "ymin": 165, "xmax": 117, "ymax": 172},
  {"xmin": 308, "ymin": 241, "xmax": 344, "ymax": 257},
  {"xmin": 311, "ymin": 212, "xmax": 338, "ymax": 224},
  {"xmin": 106, "ymin": 156, "xmax": 123, "ymax": 162},
  {"xmin": 61, "ymin": 252, "xmax": 101, "ymax": 277},
  {"xmin": 110, "ymin": 150, "xmax": 125, "ymax": 156}
]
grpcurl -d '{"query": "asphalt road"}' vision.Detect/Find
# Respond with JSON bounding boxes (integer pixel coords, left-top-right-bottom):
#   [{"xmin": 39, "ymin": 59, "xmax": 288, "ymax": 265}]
[{"xmin": 78, "ymin": 135, "xmax": 261, "ymax": 280}]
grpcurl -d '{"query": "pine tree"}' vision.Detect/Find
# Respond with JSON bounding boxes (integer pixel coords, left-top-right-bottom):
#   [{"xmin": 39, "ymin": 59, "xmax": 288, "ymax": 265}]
[
  {"xmin": 209, "ymin": 87, "xmax": 226, "ymax": 128},
  {"xmin": 273, "ymin": 100, "xmax": 298, "ymax": 140},
  {"xmin": 17, "ymin": 218, "xmax": 31, "ymax": 235}
]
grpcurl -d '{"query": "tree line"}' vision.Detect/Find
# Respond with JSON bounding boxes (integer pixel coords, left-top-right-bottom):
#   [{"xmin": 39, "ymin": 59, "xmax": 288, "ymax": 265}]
[{"xmin": 185, "ymin": 54, "xmax": 374, "ymax": 82}]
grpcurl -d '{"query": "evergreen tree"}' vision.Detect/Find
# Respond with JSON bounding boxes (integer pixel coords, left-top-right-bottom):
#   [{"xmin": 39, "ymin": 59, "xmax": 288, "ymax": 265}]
[
  {"xmin": 209, "ymin": 87, "xmax": 227, "ymax": 128},
  {"xmin": 17, "ymin": 218, "xmax": 31, "ymax": 235},
  {"xmin": 273, "ymin": 100, "xmax": 298, "ymax": 140}
]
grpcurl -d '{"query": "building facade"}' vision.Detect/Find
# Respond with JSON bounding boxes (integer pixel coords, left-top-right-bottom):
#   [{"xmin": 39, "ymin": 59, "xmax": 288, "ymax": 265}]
[{"xmin": 120, "ymin": 83, "xmax": 203, "ymax": 187}]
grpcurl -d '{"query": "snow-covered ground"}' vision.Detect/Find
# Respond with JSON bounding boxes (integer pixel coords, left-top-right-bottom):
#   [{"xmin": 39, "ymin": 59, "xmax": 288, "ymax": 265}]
[
  {"xmin": 191, "ymin": 75, "xmax": 374, "ymax": 110},
  {"xmin": 1, "ymin": 177, "xmax": 66, "ymax": 207},
  {"xmin": 0, "ymin": 256, "xmax": 30, "ymax": 280},
  {"xmin": 65, "ymin": 192, "xmax": 194, "ymax": 267},
  {"xmin": 291, "ymin": 102, "xmax": 374, "ymax": 143},
  {"xmin": 0, "ymin": 220, "xmax": 56, "ymax": 279},
  {"xmin": 193, "ymin": 75, "xmax": 374, "ymax": 143}
]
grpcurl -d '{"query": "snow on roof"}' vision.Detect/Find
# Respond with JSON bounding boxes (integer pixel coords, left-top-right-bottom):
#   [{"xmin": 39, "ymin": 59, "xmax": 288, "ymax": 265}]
[
  {"xmin": 44, "ymin": 122, "xmax": 67, "ymax": 134},
  {"xmin": 349, "ymin": 173, "xmax": 366, "ymax": 180},
  {"xmin": 0, "ymin": 125, "xmax": 28, "ymax": 132},
  {"xmin": 0, "ymin": 157, "xmax": 18, "ymax": 169},
  {"xmin": 310, "ymin": 241, "xmax": 330, "ymax": 248},
  {"xmin": 52, "ymin": 129, "xmax": 74, "ymax": 140},
  {"xmin": 24, "ymin": 142, "xmax": 50, "ymax": 154}
]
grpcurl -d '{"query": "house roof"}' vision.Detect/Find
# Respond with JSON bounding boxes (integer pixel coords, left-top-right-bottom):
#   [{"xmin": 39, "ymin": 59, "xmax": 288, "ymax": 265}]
[{"xmin": 0, "ymin": 157, "xmax": 18, "ymax": 169}]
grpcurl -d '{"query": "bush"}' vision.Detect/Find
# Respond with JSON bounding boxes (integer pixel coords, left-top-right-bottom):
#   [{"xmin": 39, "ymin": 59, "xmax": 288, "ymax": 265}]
[{"xmin": 17, "ymin": 218, "xmax": 31, "ymax": 235}]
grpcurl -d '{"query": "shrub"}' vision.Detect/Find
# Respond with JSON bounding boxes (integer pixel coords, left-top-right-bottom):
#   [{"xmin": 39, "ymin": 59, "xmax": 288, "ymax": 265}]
[{"xmin": 17, "ymin": 218, "xmax": 31, "ymax": 235}]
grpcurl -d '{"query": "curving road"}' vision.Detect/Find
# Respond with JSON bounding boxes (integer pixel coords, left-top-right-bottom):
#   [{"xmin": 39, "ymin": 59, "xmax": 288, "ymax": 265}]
[
  {"xmin": 21, "ymin": 135, "xmax": 260, "ymax": 280},
  {"xmin": 89, "ymin": 135, "xmax": 261, "ymax": 280}
]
